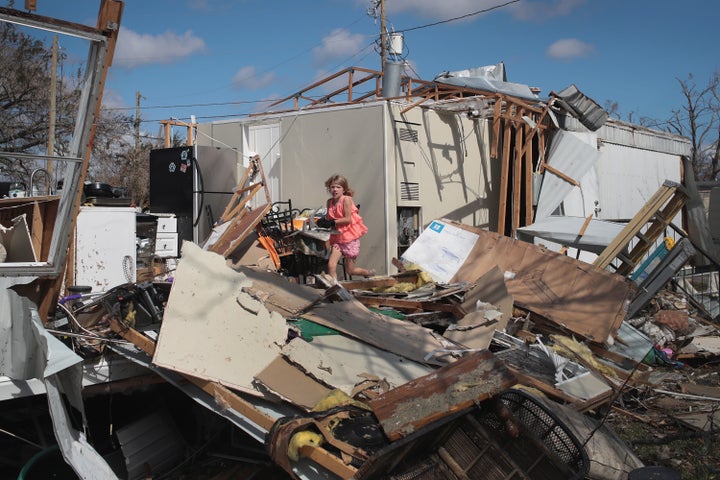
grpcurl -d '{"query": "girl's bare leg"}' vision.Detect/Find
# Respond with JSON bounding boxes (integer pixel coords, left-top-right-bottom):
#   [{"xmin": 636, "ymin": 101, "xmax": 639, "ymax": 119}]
[
  {"xmin": 327, "ymin": 245, "xmax": 342, "ymax": 279},
  {"xmin": 344, "ymin": 257, "xmax": 375, "ymax": 277}
]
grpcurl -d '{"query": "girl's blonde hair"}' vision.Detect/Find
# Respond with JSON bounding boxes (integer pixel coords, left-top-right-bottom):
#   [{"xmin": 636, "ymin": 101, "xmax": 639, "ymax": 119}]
[{"xmin": 324, "ymin": 174, "xmax": 354, "ymax": 197}]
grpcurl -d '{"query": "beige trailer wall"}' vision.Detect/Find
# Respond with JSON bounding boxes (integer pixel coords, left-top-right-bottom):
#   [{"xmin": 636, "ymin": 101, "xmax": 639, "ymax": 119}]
[
  {"xmin": 197, "ymin": 101, "xmax": 499, "ymax": 274},
  {"xmin": 197, "ymin": 121, "xmax": 243, "ymax": 150},
  {"xmin": 277, "ymin": 106, "xmax": 387, "ymax": 274},
  {"xmin": 387, "ymin": 103, "xmax": 498, "ymax": 231}
]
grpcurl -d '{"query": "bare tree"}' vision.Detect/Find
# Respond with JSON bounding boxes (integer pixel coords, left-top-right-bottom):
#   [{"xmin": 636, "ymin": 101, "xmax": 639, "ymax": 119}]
[
  {"xmin": 0, "ymin": 21, "xmax": 148, "ymax": 204},
  {"xmin": 666, "ymin": 74, "xmax": 719, "ymax": 180}
]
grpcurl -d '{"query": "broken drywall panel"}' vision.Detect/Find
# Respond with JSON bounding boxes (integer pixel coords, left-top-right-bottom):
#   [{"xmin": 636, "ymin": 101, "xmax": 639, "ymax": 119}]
[
  {"xmin": 153, "ymin": 242, "xmax": 287, "ymax": 394},
  {"xmin": 400, "ymin": 220, "xmax": 479, "ymax": 284},
  {"xmin": 254, "ymin": 355, "xmax": 331, "ymax": 411},
  {"xmin": 302, "ymin": 298, "xmax": 460, "ymax": 366},
  {"xmin": 535, "ymin": 130, "xmax": 600, "ymax": 221},
  {"xmin": 368, "ymin": 349, "xmax": 516, "ymax": 441},
  {"xmin": 679, "ymin": 335, "xmax": 720, "ymax": 356},
  {"xmin": 443, "ymin": 266, "xmax": 512, "ymax": 350},
  {"xmin": 281, "ymin": 335, "xmax": 432, "ymax": 396},
  {"xmin": 0, "ymin": 214, "xmax": 37, "ymax": 262},
  {"xmin": 447, "ymin": 222, "xmax": 635, "ymax": 345},
  {"xmin": 443, "ymin": 303, "xmax": 505, "ymax": 350},
  {"xmin": 236, "ymin": 265, "xmax": 323, "ymax": 317}
]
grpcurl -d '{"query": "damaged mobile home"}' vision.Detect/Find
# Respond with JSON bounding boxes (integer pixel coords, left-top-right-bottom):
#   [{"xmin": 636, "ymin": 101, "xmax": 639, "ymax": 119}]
[{"xmin": 2, "ymin": 2, "xmax": 720, "ymax": 479}]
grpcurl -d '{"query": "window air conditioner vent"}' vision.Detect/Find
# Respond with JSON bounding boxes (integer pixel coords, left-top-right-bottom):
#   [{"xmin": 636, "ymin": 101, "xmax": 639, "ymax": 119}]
[
  {"xmin": 398, "ymin": 128, "xmax": 419, "ymax": 143},
  {"xmin": 400, "ymin": 182, "xmax": 420, "ymax": 202}
]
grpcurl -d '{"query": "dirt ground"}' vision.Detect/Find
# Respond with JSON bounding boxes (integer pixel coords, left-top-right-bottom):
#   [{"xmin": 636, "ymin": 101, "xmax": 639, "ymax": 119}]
[{"xmin": 604, "ymin": 359, "xmax": 720, "ymax": 480}]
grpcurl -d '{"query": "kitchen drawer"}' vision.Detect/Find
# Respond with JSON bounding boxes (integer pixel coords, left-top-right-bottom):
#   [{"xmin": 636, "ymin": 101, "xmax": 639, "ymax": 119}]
[
  {"xmin": 156, "ymin": 216, "xmax": 177, "ymax": 233},
  {"xmin": 155, "ymin": 233, "xmax": 178, "ymax": 257}
]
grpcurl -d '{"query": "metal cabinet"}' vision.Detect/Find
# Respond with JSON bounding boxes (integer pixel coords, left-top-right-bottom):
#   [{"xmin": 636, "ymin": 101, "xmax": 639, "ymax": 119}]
[{"xmin": 75, "ymin": 206, "xmax": 136, "ymax": 292}]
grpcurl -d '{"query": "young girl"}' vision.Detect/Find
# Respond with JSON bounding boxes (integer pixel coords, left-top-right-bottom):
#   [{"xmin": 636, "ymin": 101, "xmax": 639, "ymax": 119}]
[{"xmin": 319, "ymin": 174, "xmax": 374, "ymax": 280}]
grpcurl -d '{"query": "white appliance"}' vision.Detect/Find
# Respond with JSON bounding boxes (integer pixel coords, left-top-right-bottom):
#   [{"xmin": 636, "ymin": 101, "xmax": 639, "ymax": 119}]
[{"xmin": 75, "ymin": 206, "xmax": 136, "ymax": 292}]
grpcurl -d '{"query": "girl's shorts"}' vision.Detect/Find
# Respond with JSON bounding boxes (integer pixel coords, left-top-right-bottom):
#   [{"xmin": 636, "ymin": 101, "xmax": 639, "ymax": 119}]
[{"xmin": 331, "ymin": 238, "xmax": 360, "ymax": 258}]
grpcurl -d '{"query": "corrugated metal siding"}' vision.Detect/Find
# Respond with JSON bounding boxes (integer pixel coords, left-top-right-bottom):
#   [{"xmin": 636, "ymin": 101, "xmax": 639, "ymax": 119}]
[
  {"xmin": 558, "ymin": 115, "xmax": 691, "ymax": 156},
  {"xmin": 116, "ymin": 410, "xmax": 185, "ymax": 480}
]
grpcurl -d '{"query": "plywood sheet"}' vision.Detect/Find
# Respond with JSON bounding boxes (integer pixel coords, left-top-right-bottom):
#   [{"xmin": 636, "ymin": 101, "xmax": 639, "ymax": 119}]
[
  {"xmin": 0, "ymin": 214, "xmax": 36, "ymax": 262},
  {"xmin": 237, "ymin": 266, "xmax": 323, "ymax": 317},
  {"xmin": 369, "ymin": 350, "xmax": 516, "ymax": 441},
  {"xmin": 153, "ymin": 242, "xmax": 287, "ymax": 394},
  {"xmin": 302, "ymin": 299, "xmax": 457, "ymax": 366},
  {"xmin": 254, "ymin": 356, "xmax": 331, "ymax": 411},
  {"xmin": 282, "ymin": 336, "xmax": 432, "ymax": 395},
  {"xmin": 448, "ymin": 221, "xmax": 635, "ymax": 344},
  {"xmin": 443, "ymin": 266, "xmax": 513, "ymax": 350}
]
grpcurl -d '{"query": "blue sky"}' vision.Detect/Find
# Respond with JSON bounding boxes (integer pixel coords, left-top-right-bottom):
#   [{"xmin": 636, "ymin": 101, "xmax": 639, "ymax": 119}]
[{"xmin": 20, "ymin": 0, "xmax": 720, "ymax": 139}]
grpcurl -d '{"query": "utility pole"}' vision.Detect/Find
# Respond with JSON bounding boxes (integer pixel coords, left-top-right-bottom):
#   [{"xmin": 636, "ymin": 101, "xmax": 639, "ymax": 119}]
[
  {"xmin": 134, "ymin": 91, "xmax": 145, "ymax": 149},
  {"xmin": 380, "ymin": 0, "xmax": 386, "ymax": 73},
  {"xmin": 47, "ymin": 34, "xmax": 57, "ymax": 177}
]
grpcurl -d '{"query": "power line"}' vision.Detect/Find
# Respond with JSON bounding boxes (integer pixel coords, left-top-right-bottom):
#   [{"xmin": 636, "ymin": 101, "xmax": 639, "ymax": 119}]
[
  {"xmin": 396, "ymin": 0, "xmax": 521, "ymax": 34},
  {"xmin": 102, "ymin": 98, "xmax": 271, "ymax": 111}
]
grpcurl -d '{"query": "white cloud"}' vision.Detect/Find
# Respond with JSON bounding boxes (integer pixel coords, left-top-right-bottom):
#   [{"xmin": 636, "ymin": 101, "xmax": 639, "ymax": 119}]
[
  {"xmin": 386, "ymin": 0, "xmax": 490, "ymax": 18},
  {"xmin": 382, "ymin": 0, "xmax": 584, "ymax": 22},
  {"xmin": 509, "ymin": 0, "xmax": 585, "ymax": 22},
  {"xmin": 232, "ymin": 66, "xmax": 276, "ymax": 90},
  {"xmin": 546, "ymin": 38, "xmax": 594, "ymax": 60},
  {"xmin": 114, "ymin": 27, "xmax": 206, "ymax": 68},
  {"xmin": 100, "ymin": 88, "xmax": 126, "ymax": 109},
  {"xmin": 313, "ymin": 28, "xmax": 366, "ymax": 67}
]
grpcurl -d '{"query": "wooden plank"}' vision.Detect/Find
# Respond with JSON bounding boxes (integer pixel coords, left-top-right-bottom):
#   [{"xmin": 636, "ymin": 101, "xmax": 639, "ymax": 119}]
[
  {"xmin": 340, "ymin": 277, "xmax": 399, "ymax": 290},
  {"xmin": 491, "ymin": 97, "xmax": 502, "ymax": 158},
  {"xmin": 559, "ymin": 214, "xmax": 593, "ymax": 255},
  {"xmin": 39, "ymin": 198, "xmax": 59, "ymax": 261},
  {"xmin": 209, "ymin": 203, "xmax": 271, "ymax": 257},
  {"xmin": 30, "ymin": 200, "xmax": 43, "ymax": 259},
  {"xmin": 108, "ymin": 317, "xmax": 156, "ymax": 356},
  {"xmin": 594, "ymin": 182, "xmax": 684, "ymax": 270},
  {"xmin": 353, "ymin": 295, "xmax": 464, "ymax": 318},
  {"xmin": 368, "ymin": 350, "xmax": 516, "ymax": 441},
  {"xmin": 303, "ymin": 299, "xmax": 458, "ymax": 366},
  {"xmin": 542, "ymin": 163, "xmax": 580, "ymax": 186},
  {"xmin": 497, "ymin": 122, "xmax": 512, "ymax": 235},
  {"xmin": 512, "ymin": 121, "xmax": 523, "ymax": 235},
  {"xmin": 524, "ymin": 124, "xmax": 534, "ymax": 226},
  {"xmin": 298, "ymin": 445, "xmax": 357, "ymax": 479}
]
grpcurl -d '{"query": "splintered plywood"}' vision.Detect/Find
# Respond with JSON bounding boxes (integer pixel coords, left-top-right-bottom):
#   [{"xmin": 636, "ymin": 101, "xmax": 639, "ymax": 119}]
[
  {"xmin": 237, "ymin": 266, "xmax": 323, "ymax": 317},
  {"xmin": 302, "ymin": 299, "xmax": 458, "ymax": 366},
  {"xmin": 443, "ymin": 266, "xmax": 513, "ymax": 350},
  {"xmin": 254, "ymin": 356, "xmax": 331, "ymax": 411},
  {"xmin": 154, "ymin": 242, "xmax": 287, "ymax": 394},
  {"xmin": 448, "ymin": 222, "xmax": 635, "ymax": 344},
  {"xmin": 0, "ymin": 214, "xmax": 37, "ymax": 262},
  {"xmin": 369, "ymin": 350, "xmax": 516, "ymax": 441},
  {"xmin": 281, "ymin": 336, "xmax": 432, "ymax": 396}
]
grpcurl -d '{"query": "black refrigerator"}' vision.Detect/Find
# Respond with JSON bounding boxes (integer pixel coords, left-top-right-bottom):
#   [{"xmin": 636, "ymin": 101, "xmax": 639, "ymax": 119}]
[{"xmin": 149, "ymin": 146, "xmax": 240, "ymax": 248}]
